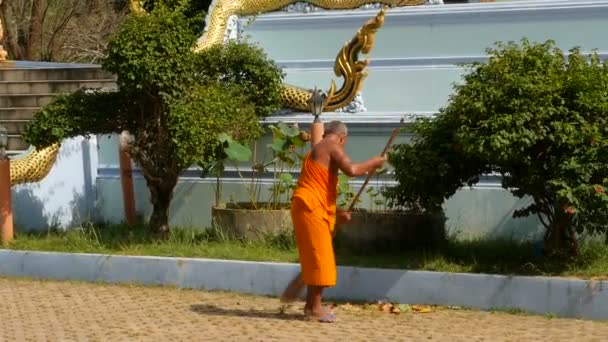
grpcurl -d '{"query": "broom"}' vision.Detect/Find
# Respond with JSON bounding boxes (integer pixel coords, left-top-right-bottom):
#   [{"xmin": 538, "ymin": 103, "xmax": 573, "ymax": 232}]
[{"xmin": 280, "ymin": 119, "xmax": 404, "ymax": 303}]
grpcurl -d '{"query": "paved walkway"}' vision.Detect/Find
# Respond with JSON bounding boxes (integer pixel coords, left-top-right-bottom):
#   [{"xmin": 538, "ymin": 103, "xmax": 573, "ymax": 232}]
[{"xmin": 1, "ymin": 277, "xmax": 607, "ymax": 341}]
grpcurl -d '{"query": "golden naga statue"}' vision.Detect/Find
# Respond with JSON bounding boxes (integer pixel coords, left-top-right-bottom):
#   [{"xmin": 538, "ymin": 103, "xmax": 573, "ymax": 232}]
[
  {"xmin": 131, "ymin": 0, "xmax": 425, "ymax": 111},
  {"xmin": 10, "ymin": 0, "xmax": 426, "ymax": 185},
  {"xmin": 0, "ymin": 0, "xmax": 7, "ymax": 61},
  {"xmin": 9, "ymin": 144, "xmax": 61, "ymax": 185}
]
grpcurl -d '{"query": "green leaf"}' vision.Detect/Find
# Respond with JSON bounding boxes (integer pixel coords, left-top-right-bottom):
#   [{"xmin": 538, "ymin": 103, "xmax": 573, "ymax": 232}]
[
  {"xmin": 292, "ymin": 136, "xmax": 306, "ymax": 148},
  {"xmin": 279, "ymin": 173, "xmax": 293, "ymax": 184},
  {"xmin": 217, "ymin": 133, "xmax": 232, "ymax": 143},
  {"xmin": 277, "ymin": 122, "xmax": 300, "ymax": 137},
  {"xmin": 269, "ymin": 137, "xmax": 287, "ymax": 152},
  {"xmin": 224, "ymin": 140, "xmax": 252, "ymax": 162}
]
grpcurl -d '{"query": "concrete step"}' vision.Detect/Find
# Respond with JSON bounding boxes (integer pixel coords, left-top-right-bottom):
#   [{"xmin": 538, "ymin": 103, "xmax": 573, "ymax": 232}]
[
  {"xmin": 0, "ymin": 67, "xmax": 115, "ymax": 82},
  {"xmin": 0, "ymin": 79, "xmax": 117, "ymax": 95},
  {"xmin": 0, "ymin": 94, "xmax": 56, "ymax": 108},
  {"xmin": 0, "ymin": 107, "xmax": 38, "ymax": 120},
  {"xmin": 0, "ymin": 63, "xmax": 118, "ymax": 154},
  {"xmin": 0, "ymin": 120, "xmax": 29, "ymax": 135}
]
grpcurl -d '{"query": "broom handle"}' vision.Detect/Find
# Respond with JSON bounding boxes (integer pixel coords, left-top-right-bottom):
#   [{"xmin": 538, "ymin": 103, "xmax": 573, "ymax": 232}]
[{"xmin": 345, "ymin": 124, "xmax": 402, "ymax": 212}]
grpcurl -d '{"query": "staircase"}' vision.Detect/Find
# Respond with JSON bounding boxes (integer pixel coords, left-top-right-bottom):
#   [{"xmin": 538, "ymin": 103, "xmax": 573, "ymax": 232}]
[{"xmin": 0, "ymin": 61, "xmax": 116, "ymax": 156}]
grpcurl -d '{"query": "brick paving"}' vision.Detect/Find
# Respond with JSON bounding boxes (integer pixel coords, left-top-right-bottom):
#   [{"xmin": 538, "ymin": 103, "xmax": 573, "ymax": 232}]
[{"xmin": 1, "ymin": 277, "xmax": 607, "ymax": 341}]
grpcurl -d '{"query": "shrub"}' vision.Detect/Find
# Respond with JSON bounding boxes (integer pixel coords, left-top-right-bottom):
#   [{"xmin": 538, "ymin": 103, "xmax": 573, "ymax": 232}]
[
  {"xmin": 22, "ymin": 4, "xmax": 283, "ymax": 234},
  {"xmin": 386, "ymin": 39, "xmax": 608, "ymax": 256}
]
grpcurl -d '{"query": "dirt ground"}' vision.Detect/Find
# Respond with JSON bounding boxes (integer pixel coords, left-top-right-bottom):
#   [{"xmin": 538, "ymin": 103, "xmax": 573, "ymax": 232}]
[{"xmin": 1, "ymin": 277, "xmax": 607, "ymax": 341}]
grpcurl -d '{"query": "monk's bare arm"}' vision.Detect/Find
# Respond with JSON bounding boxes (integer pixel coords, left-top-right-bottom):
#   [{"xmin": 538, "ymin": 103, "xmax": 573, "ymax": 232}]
[{"xmin": 331, "ymin": 146, "xmax": 385, "ymax": 177}]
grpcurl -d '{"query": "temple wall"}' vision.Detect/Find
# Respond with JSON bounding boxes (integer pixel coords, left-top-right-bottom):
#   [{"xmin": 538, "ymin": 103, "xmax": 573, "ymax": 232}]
[{"xmin": 88, "ymin": 0, "xmax": 608, "ymax": 238}]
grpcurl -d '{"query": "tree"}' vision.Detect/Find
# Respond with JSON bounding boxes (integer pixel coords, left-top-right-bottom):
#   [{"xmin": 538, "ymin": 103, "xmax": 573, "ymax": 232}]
[
  {"xmin": 139, "ymin": 0, "xmax": 213, "ymax": 15},
  {"xmin": 60, "ymin": 0, "xmax": 129, "ymax": 64},
  {"xmin": 0, "ymin": 0, "xmax": 128, "ymax": 62},
  {"xmin": 386, "ymin": 40, "xmax": 608, "ymax": 257},
  {"xmin": 22, "ymin": 4, "xmax": 284, "ymax": 234}
]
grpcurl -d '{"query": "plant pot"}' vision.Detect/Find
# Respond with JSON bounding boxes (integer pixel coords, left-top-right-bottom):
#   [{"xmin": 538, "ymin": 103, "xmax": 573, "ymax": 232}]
[
  {"xmin": 334, "ymin": 210, "xmax": 446, "ymax": 252},
  {"xmin": 211, "ymin": 202, "xmax": 292, "ymax": 240}
]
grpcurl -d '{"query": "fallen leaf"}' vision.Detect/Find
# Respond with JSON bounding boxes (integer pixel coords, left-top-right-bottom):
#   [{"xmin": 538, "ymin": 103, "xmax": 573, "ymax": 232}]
[
  {"xmin": 411, "ymin": 305, "xmax": 433, "ymax": 313},
  {"xmin": 362, "ymin": 304, "xmax": 375, "ymax": 311},
  {"xmin": 379, "ymin": 303, "xmax": 392, "ymax": 312},
  {"xmin": 397, "ymin": 304, "xmax": 411, "ymax": 312},
  {"xmin": 340, "ymin": 303, "xmax": 361, "ymax": 312}
]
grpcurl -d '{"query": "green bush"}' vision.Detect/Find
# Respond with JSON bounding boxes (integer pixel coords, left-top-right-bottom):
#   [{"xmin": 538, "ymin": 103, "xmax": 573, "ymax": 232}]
[
  {"xmin": 22, "ymin": 4, "xmax": 283, "ymax": 234},
  {"xmin": 386, "ymin": 39, "xmax": 608, "ymax": 256}
]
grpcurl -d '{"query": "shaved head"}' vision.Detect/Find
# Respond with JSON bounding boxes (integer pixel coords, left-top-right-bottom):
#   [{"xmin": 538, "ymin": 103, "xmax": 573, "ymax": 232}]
[{"xmin": 324, "ymin": 121, "xmax": 348, "ymax": 137}]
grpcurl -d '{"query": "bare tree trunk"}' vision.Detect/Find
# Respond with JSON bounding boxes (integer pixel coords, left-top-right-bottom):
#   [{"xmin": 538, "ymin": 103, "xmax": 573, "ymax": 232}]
[
  {"xmin": 130, "ymin": 114, "xmax": 180, "ymax": 237},
  {"xmin": 25, "ymin": 0, "xmax": 47, "ymax": 60},
  {"xmin": 544, "ymin": 213, "xmax": 577, "ymax": 258}
]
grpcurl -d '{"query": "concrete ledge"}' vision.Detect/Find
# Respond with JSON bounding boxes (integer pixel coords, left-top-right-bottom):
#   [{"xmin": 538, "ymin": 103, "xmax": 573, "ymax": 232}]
[{"xmin": 1, "ymin": 250, "xmax": 606, "ymax": 320}]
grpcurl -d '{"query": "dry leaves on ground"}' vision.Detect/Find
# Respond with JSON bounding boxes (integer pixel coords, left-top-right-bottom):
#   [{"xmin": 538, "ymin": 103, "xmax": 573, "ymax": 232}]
[{"xmin": 333, "ymin": 301, "xmax": 434, "ymax": 315}]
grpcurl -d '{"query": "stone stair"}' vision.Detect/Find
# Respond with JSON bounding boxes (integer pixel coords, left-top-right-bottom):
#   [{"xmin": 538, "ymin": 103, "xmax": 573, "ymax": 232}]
[{"xmin": 0, "ymin": 61, "xmax": 116, "ymax": 155}]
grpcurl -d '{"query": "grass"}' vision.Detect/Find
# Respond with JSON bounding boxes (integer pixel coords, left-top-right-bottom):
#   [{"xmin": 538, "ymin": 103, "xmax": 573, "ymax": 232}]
[
  {"xmin": 337, "ymin": 238, "xmax": 608, "ymax": 279},
  {"xmin": 489, "ymin": 307, "xmax": 530, "ymax": 316},
  {"xmin": 6, "ymin": 222, "xmax": 608, "ymax": 279},
  {"xmin": 9, "ymin": 223, "xmax": 298, "ymax": 263}
]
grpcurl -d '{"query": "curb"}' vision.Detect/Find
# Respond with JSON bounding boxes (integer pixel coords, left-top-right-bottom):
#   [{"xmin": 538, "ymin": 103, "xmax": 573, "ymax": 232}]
[{"xmin": 1, "ymin": 250, "xmax": 606, "ymax": 320}]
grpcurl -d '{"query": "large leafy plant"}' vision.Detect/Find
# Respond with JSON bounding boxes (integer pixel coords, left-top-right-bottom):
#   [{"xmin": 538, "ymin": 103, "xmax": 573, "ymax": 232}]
[
  {"xmin": 386, "ymin": 39, "xmax": 608, "ymax": 256},
  {"xmin": 22, "ymin": 4, "xmax": 283, "ymax": 234},
  {"xmin": 208, "ymin": 122, "xmax": 307, "ymax": 209}
]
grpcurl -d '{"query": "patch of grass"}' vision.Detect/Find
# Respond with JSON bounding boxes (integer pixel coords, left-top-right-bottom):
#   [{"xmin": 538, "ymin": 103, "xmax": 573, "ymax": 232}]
[
  {"xmin": 335, "ymin": 238, "xmax": 608, "ymax": 279},
  {"xmin": 9, "ymin": 223, "xmax": 299, "ymax": 263},
  {"xmin": 487, "ymin": 307, "xmax": 562, "ymax": 319},
  {"xmin": 6, "ymin": 223, "xmax": 608, "ymax": 279},
  {"xmin": 545, "ymin": 312, "xmax": 557, "ymax": 320},
  {"xmin": 489, "ymin": 307, "xmax": 530, "ymax": 316}
]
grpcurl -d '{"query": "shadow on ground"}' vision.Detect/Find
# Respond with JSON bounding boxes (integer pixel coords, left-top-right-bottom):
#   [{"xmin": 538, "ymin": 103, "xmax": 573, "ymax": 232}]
[{"xmin": 190, "ymin": 304, "xmax": 304, "ymax": 321}]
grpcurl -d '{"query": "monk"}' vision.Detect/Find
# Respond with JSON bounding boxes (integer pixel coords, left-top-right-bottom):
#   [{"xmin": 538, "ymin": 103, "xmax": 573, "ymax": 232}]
[{"xmin": 288, "ymin": 120, "xmax": 386, "ymax": 323}]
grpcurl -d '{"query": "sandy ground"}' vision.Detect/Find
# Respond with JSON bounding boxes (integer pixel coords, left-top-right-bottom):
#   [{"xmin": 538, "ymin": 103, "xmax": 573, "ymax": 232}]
[{"xmin": 1, "ymin": 277, "xmax": 607, "ymax": 341}]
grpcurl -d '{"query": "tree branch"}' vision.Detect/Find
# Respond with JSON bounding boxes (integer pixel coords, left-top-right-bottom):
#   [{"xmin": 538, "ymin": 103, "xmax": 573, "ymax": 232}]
[{"xmin": 45, "ymin": 1, "xmax": 78, "ymax": 59}]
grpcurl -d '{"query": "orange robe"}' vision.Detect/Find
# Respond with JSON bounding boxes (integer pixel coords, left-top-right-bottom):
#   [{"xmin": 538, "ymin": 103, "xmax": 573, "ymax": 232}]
[{"xmin": 291, "ymin": 152, "xmax": 338, "ymax": 287}]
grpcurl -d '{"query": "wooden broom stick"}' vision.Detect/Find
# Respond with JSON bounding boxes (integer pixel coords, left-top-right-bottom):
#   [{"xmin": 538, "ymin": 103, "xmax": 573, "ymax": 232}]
[
  {"xmin": 280, "ymin": 119, "xmax": 405, "ymax": 303},
  {"xmin": 345, "ymin": 118, "xmax": 404, "ymax": 213}
]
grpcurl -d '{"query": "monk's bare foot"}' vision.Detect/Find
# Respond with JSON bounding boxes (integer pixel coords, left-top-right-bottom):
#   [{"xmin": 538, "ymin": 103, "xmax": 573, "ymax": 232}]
[{"xmin": 304, "ymin": 306, "xmax": 337, "ymax": 323}]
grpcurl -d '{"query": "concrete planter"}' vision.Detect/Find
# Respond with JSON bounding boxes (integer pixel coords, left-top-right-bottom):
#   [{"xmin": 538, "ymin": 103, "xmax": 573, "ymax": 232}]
[
  {"xmin": 211, "ymin": 203, "xmax": 291, "ymax": 240},
  {"xmin": 335, "ymin": 210, "xmax": 446, "ymax": 252}
]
